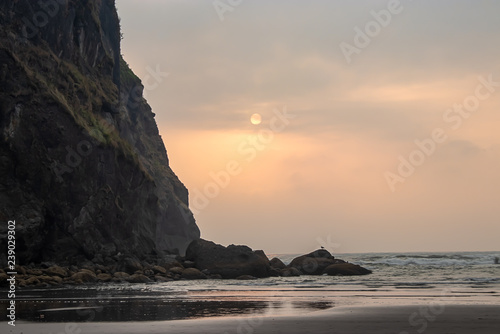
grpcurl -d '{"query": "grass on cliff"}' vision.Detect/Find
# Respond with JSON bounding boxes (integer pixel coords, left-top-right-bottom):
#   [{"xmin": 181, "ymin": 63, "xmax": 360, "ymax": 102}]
[{"xmin": 4, "ymin": 39, "xmax": 144, "ymax": 171}]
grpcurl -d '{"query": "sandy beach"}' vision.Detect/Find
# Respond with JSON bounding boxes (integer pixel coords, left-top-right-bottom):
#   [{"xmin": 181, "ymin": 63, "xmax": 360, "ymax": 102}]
[{"xmin": 7, "ymin": 304, "xmax": 499, "ymax": 334}]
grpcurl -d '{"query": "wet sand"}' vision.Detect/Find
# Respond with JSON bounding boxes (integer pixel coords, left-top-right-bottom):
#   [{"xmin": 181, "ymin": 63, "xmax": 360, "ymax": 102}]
[{"xmin": 7, "ymin": 304, "xmax": 500, "ymax": 334}]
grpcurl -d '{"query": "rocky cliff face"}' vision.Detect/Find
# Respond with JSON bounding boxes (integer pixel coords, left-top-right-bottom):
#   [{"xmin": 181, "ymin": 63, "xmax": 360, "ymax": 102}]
[{"xmin": 0, "ymin": 0, "xmax": 199, "ymax": 266}]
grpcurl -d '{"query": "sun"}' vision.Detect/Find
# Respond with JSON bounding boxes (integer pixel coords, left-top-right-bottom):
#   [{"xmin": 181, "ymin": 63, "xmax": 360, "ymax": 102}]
[{"xmin": 250, "ymin": 113, "xmax": 262, "ymax": 125}]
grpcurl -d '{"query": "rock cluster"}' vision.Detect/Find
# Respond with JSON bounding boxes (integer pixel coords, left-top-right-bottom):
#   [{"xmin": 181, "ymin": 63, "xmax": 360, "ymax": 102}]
[
  {"xmin": 0, "ymin": 257, "xmax": 207, "ymax": 288},
  {"xmin": 0, "ymin": 242, "xmax": 372, "ymax": 287},
  {"xmin": 185, "ymin": 239, "xmax": 372, "ymax": 279}
]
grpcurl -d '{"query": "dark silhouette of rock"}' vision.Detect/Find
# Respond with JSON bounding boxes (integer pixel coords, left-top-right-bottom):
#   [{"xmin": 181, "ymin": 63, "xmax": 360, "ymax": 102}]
[
  {"xmin": 323, "ymin": 263, "xmax": 372, "ymax": 276},
  {"xmin": 270, "ymin": 257, "xmax": 287, "ymax": 270},
  {"xmin": 281, "ymin": 267, "xmax": 302, "ymax": 277},
  {"xmin": 45, "ymin": 266, "xmax": 68, "ymax": 278},
  {"xmin": 70, "ymin": 270, "xmax": 97, "ymax": 283},
  {"xmin": 236, "ymin": 275, "xmax": 257, "ymax": 280},
  {"xmin": 0, "ymin": 0, "xmax": 199, "ymax": 268},
  {"xmin": 181, "ymin": 268, "xmax": 207, "ymax": 280},
  {"xmin": 126, "ymin": 274, "xmax": 150, "ymax": 283},
  {"xmin": 185, "ymin": 239, "xmax": 271, "ymax": 279},
  {"xmin": 289, "ymin": 249, "xmax": 341, "ymax": 275}
]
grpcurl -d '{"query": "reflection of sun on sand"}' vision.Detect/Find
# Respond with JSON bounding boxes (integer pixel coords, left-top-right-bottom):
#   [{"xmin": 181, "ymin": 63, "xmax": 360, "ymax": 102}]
[{"xmin": 250, "ymin": 113, "xmax": 262, "ymax": 125}]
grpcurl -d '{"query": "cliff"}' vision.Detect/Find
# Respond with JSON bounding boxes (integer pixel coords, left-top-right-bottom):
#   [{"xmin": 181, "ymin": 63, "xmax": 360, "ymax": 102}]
[{"xmin": 0, "ymin": 0, "xmax": 199, "ymax": 266}]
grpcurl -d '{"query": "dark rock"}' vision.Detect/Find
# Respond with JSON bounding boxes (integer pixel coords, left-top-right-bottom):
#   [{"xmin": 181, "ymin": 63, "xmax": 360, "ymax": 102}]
[
  {"xmin": 181, "ymin": 268, "xmax": 207, "ymax": 280},
  {"xmin": 270, "ymin": 257, "xmax": 287, "ymax": 270},
  {"xmin": 70, "ymin": 270, "xmax": 97, "ymax": 283},
  {"xmin": 151, "ymin": 265, "xmax": 167, "ymax": 275},
  {"xmin": 186, "ymin": 239, "xmax": 271, "ymax": 279},
  {"xmin": 113, "ymin": 272, "xmax": 130, "ymax": 279},
  {"xmin": 15, "ymin": 265, "xmax": 27, "ymax": 275},
  {"xmin": 236, "ymin": 275, "xmax": 257, "ymax": 280},
  {"xmin": 0, "ymin": 273, "xmax": 8, "ymax": 287},
  {"xmin": 121, "ymin": 258, "xmax": 143, "ymax": 274},
  {"xmin": 281, "ymin": 267, "xmax": 302, "ymax": 277},
  {"xmin": 183, "ymin": 260, "xmax": 196, "ymax": 268},
  {"xmin": 208, "ymin": 274, "xmax": 223, "ymax": 279},
  {"xmin": 169, "ymin": 267, "xmax": 184, "ymax": 275},
  {"xmin": 126, "ymin": 274, "xmax": 151, "ymax": 283},
  {"xmin": 289, "ymin": 249, "xmax": 338, "ymax": 275},
  {"xmin": 97, "ymin": 273, "xmax": 113, "ymax": 282},
  {"xmin": 155, "ymin": 276, "xmax": 173, "ymax": 283},
  {"xmin": 323, "ymin": 263, "xmax": 372, "ymax": 276},
  {"xmin": 27, "ymin": 269, "xmax": 44, "ymax": 276},
  {"xmin": 268, "ymin": 268, "xmax": 281, "ymax": 277},
  {"xmin": 45, "ymin": 265, "xmax": 68, "ymax": 278}
]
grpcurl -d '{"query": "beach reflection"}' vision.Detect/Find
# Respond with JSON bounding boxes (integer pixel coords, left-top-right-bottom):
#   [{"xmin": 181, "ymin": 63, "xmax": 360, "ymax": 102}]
[{"xmin": 3, "ymin": 288, "xmax": 334, "ymax": 323}]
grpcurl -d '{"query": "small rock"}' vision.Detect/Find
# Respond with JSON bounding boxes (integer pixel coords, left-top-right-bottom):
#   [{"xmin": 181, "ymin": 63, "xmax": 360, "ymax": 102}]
[
  {"xmin": 169, "ymin": 267, "xmax": 184, "ymax": 275},
  {"xmin": 97, "ymin": 273, "xmax": 113, "ymax": 282},
  {"xmin": 70, "ymin": 271, "xmax": 97, "ymax": 283},
  {"xmin": 208, "ymin": 274, "xmax": 223, "ymax": 279},
  {"xmin": 45, "ymin": 265, "xmax": 68, "ymax": 278},
  {"xmin": 181, "ymin": 268, "xmax": 207, "ymax": 280},
  {"xmin": 113, "ymin": 272, "xmax": 130, "ymax": 279},
  {"xmin": 151, "ymin": 265, "xmax": 167, "ymax": 275},
  {"xmin": 183, "ymin": 260, "xmax": 195, "ymax": 268},
  {"xmin": 122, "ymin": 258, "xmax": 143, "ymax": 274},
  {"xmin": 323, "ymin": 263, "xmax": 372, "ymax": 276},
  {"xmin": 154, "ymin": 275, "xmax": 173, "ymax": 283},
  {"xmin": 270, "ymin": 258, "xmax": 287, "ymax": 270},
  {"xmin": 15, "ymin": 265, "xmax": 27, "ymax": 275},
  {"xmin": 126, "ymin": 274, "xmax": 150, "ymax": 283},
  {"xmin": 236, "ymin": 275, "xmax": 257, "ymax": 280},
  {"xmin": 281, "ymin": 267, "xmax": 302, "ymax": 277},
  {"xmin": 27, "ymin": 269, "xmax": 44, "ymax": 275}
]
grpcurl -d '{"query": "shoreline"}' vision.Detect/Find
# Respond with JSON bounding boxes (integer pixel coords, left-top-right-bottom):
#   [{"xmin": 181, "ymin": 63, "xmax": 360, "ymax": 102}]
[{"xmin": 5, "ymin": 304, "xmax": 500, "ymax": 334}]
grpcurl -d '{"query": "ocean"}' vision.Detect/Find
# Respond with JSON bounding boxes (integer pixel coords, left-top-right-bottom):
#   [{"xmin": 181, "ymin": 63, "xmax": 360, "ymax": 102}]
[{"xmin": 1, "ymin": 251, "xmax": 499, "ymax": 323}]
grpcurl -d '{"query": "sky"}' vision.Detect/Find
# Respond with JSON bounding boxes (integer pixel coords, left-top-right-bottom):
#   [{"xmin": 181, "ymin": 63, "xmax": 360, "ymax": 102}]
[{"xmin": 116, "ymin": 0, "xmax": 500, "ymax": 254}]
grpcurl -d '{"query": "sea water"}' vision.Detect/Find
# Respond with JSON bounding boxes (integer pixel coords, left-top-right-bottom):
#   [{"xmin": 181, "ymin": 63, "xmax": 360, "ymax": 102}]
[{"xmin": 1, "ymin": 251, "xmax": 499, "ymax": 322}]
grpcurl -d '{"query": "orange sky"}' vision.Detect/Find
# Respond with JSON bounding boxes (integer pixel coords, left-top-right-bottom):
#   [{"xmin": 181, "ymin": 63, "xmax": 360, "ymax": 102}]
[{"xmin": 117, "ymin": 0, "xmax": 500, "ymax": 254}]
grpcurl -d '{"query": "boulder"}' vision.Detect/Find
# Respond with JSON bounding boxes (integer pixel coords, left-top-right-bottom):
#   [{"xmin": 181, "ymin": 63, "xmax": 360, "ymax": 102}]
[
  {"xmin": 186, "ymin": 239, "xmax": 271, "ymax": 279},
  {"xmin": 181, "ymin": 268, "xmax": 207, "ymax": 280},
  {"xmin": 126, "ymin": 274, "xmax": 150, "ymax": 283},
  {"xmin": 70, "ymin": 270, "xmax": 97, "ymax": 283},
  {"xmin": 323, "ymin": 263, "xmax": 372, "ymax": 276},
  {"xmin": 270, "ymin": 257, "xmax": 287, "ymax": 270},
  {"xmin": 113, "ymin": 272, "xmax": 130, "ymax": 279},
  {"xmin": 281, "ymin": 267, "xmax": 302, "ymax": 277},
  {"xmin": 155, "ymin": 276, "xmax": 173, "ymax": 283},
  {"xmin": 97, "ymin": 273, "xmax": 113, "ymax": 282},
  {"xmin": 269, "ymin": 268, "xmax": 281, "ymax": 277},
  {"xmin": 183, "ymin": 260, "xmax": 196, "ymax": 268},
  {"xmin": 169, "ymin": 267, "xmax": 184, "ymax": 275},
  {"xmin": 236, "ymin": 275, "xmax": 257, "ymax": 280},
  {"xmin": 45, "ymin": 265, "xmax": 68, "ymax": 278},
  {"xmin": 151, "ymin": 265, "xmax": 167, "ymax": 275},
  {"xmin": 121, "ymin": 258, "xmax": 143, "ymax": 274},
  {"xmin": 289, "ymin": 249, "xmax": 342, "ymax": 275}
]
